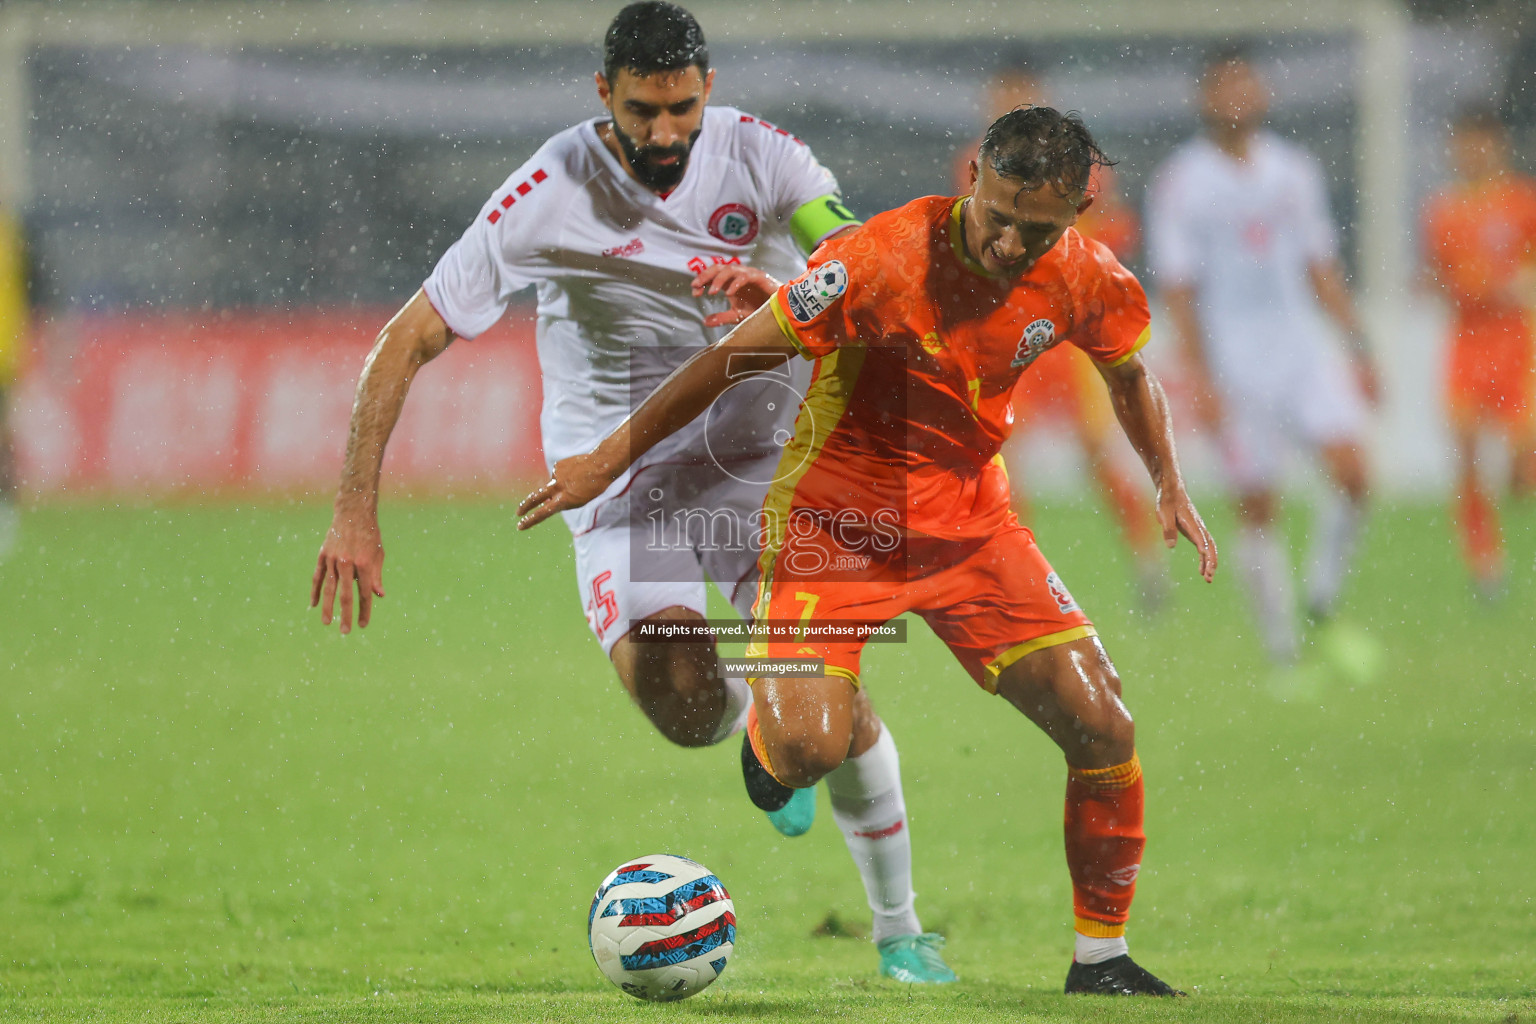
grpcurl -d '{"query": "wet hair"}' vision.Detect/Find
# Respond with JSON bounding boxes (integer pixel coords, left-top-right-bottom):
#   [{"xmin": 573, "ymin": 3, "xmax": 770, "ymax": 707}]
[
  {"xmin": 1452, "ymin": 102, "xmax": 1506, "ymax": 135},
  {"xmin": 977, "ymin": 106, "xmax": 1113, "ymax": 198},
  {"xmin": 603, "ymin": 2, "xmax": 709, "ymax": 83}
]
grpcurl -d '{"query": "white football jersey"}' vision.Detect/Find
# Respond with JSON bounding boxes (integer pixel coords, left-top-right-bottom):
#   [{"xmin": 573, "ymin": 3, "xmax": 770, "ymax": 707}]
[
  {"xmin": 1146, "ymin": 131, "xmax": 1340, "ymax": 388},
  {"xmin": 424, "ymin": 105, "xmax": 844, "ymax": 517}
]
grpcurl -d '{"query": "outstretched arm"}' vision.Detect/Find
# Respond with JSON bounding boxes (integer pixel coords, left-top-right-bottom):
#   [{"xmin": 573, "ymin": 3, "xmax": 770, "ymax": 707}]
[
  {"xmin": 311, "ymin": 289, "xmax": 454, "ymax": 633},
  {"xmin": 517, "ymin": 304, "xmax": 797, "ymax": 529},
  {"xmin": 1308, "ymin": 260, "xmax": 1379, "ymax": 404},
  {"xmin": 1097, "ymin": 352, "xmax": 1217, "ymax": 582}
]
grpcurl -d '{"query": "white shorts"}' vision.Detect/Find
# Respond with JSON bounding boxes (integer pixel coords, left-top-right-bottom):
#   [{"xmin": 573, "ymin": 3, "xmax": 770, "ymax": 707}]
[
  {"xmin": 567, "ymin": 455, "xmax": 775, "ymax": 655},
  {"xmin": 1216, "ymin": 345, "xmax": 1367, "ymax": 489}
]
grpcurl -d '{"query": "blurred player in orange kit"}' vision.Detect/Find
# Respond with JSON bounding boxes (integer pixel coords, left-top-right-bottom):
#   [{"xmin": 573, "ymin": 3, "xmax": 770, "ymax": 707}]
[
  {"xmin": 1422, "ymin": 104, "xmax": 1536, "ymax": 598},
  {"xmin": 521, "ymin": 106, "xmax": 1217, "ymax": 996},
  {"xmin": 956, "ymin": 59, "xmax": 1165, "ymax": 606}
]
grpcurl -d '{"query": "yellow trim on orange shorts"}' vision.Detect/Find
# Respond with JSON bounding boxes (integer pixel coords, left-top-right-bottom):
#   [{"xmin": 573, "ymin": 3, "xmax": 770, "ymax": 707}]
[
  {"xmin": 1075, "ymin": 917, "xmax": 1127, "ymax": 938},
  {"xmin": 981, "ymin": 624, "xmax": 1098, "ymax": 693}
]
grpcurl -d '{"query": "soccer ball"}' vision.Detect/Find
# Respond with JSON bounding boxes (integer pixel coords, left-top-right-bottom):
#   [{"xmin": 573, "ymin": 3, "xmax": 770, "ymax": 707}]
[{"xmin": 587, "ymin": 854, "xmax": 735, "ymax": 1002}]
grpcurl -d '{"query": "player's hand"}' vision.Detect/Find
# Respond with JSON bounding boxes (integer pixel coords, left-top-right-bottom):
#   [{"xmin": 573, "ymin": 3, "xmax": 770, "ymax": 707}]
[
  {"xmin": 312, "ymin": 506, "xmax": 385, "ymax": 634},
  {"xmin": 1157, "ymin": 484, "xmax": 1217, "ymax": 583},
  {"xmin": 692, "ymin": 263, "xmax": 781, "ymax": 327},
  {"xmin": 517, "ymin": 451, "xmax": 621, "ymax": 530}
]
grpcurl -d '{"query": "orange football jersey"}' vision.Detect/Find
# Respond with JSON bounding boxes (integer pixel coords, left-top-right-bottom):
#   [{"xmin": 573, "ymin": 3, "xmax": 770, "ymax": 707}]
[
  {"xmin": 1423, "ymin": 176, "xmax": 1536, "ymax": 339},
  {"xmin": 765, "ymin": 194, "xmax": 1150, "ymax": 542}
]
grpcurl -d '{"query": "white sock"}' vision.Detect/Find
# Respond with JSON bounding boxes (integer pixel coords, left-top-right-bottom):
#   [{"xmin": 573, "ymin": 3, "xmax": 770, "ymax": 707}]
[
  {"xmin": 1235, "ymin": 526, "xmax": 1299, "ymax": 663},
  {"xmin": 824, "ymin": 723, "xmax": 920, "ymax": 943},
  {"xmin": 1074, "ymin": 932, "xmax": 1129, "ymax": 965},
  {"xmin": 1304, "ymin": 493, "xmax": 1363, "ymax": 618},
  {"xmin": 707, "ymin": 676, "xmax": 752, "ymax": 745}
]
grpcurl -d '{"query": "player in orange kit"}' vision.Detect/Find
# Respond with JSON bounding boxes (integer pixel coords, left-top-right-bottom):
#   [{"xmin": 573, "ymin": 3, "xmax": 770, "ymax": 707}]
[
  {"xmin": 1422, "ymin": 104, "xmax": 1536, "ymax": 597},
  {"xmin": 520, "ymin": 107, "xmax": 1216, "ymax": 995},
  {"xmin": 956, "ymin": 61, "xmax": 1164, "ymax": 606}
]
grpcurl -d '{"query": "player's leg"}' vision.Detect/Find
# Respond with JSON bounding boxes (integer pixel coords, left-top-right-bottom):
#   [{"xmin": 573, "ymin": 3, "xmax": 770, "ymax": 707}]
[
  {"xmin": 573, "ymin": 521, "xmax": 750, "ymax": 748},
  {"xmin": 1233, "ymin": 486, "xmax": 1300, "ymax": 664},
  {"xmin": 1076, "ymin": 419, "xmax": 1164, "ymax": 610},
  {"xmin": 608, "ymin": 607, "xmax": 749, "ymax": 747},
  {"xmin": 1293, "ymin": 347, "xmax": 1371, "ymax": 622},
  {"xmin": 993, "ymin": 638, "xmax": 1180, "ymax": 997},
  {"xmin": 1307, "ymin": 438, "xmax": 1370, "ymax": 619},
  {"xmin": 1448, "ymin": 413, "xmax": 1504, "ymax": 596},
  {"xmin": 1222, "ymin": 398, "xmax": 1302, "ymax": 664},
  {"xmin": 745, "ymin": 670, "xmax": 952, "ymax": 981}
]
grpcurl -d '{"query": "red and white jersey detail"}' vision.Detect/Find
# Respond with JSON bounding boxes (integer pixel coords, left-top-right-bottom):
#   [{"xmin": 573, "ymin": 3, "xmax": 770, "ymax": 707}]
[{"xmin": 423, "ymin": 105, "xmax": 841, "ymax": 523}]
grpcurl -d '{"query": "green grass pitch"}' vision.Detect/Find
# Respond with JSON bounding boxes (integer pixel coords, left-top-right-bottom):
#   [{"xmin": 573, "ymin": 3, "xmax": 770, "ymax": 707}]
[{"xmin": 2, "ymin": 497, "xmax": 1534, "ymax": 1022}]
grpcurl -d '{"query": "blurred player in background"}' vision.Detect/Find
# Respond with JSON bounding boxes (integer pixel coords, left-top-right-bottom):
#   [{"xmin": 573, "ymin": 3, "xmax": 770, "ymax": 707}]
[
  {"xmin": 1148, "ymin": 48, "xmax": 1377, "ymax": 680},
  {"xmin": 1421, "ymin": 104, "xmax": 1536, "ymax": 598},
  {"xmin": 0, "ymin": 203, "xmax": 25, "ymax": 559},
  {"xmin": 956, "ymin": 58, "xmax": 1165, "ymax": 608},
  {"xmin": 521, "ymin": 106, "xmax": 1217, "ymax": 997},
  {"xmin": 309, "ymin": 2, "xmax": 952, "ymax": 985}
]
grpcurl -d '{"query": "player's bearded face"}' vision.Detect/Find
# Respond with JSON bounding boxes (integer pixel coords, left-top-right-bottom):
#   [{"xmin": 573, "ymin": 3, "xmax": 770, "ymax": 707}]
[
  {"xmin": 964, "ymin": 161, "xmax": 1088, "ymax": 278},
  {"xmin": 599, "ymin": 67, "xmax": 713, "ymax": 194},
  {"xmin": 611, "ymin": 121, "xmax": 701, "ymax": 193}
]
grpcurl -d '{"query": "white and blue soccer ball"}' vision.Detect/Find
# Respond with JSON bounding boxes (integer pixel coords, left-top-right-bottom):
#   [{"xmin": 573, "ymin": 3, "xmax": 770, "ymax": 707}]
[{"xmin": 588, "ymin": 854, "xmax": 735, "ymax": 1002}]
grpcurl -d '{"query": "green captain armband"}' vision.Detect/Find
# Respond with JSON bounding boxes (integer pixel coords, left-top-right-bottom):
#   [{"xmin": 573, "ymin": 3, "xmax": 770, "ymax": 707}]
[{"xmin": 790, "ymin": 195, "xmax": 861, "ymax": 255}]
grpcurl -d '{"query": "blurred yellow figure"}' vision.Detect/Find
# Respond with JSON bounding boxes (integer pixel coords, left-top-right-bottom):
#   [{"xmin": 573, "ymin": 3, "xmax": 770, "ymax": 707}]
[
  {"xmin": 0, "ymin": 204, "xmax": 24, "ymax": 557},
  {"xmin": 1422, "ymin": 105, "xmax": 1536, "ymax": 597}
]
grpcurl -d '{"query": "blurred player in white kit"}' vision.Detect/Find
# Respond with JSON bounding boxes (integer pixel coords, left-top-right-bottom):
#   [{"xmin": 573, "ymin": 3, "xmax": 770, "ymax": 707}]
[
  {"xmin": 1147, "ymin": 48, "xmax": 1378, "ymax": 683},
  {"xmin": 309, "ymin": 1, "xmax": 954, "ymax": 984}
]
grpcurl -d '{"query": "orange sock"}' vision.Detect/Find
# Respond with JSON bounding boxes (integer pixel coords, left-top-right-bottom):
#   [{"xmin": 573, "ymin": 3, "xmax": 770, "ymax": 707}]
[
  {"xmin": 1456, "ymin": 488, "xmax": 1503, "ymax": 579},
  {"xmin": 1064, "ymin": 754, "xmax": 1145, "ymax": 937}
]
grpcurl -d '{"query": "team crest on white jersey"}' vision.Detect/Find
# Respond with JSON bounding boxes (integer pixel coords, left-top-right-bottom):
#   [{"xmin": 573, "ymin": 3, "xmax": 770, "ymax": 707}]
[
  {"xmin": 785, "ymin": 260, "xmax": 848, "ymax": 324},
  {"xmin": 1011, "ymin": 318, "xmax": 1057, "ymax": 369},
  {"xmin": 1046, "ymin": 571, "xmax": 1081, "ymax": 614},
  {"xmin": 709, "ymin": 203, "xmax": 760, "ymax": 245}
]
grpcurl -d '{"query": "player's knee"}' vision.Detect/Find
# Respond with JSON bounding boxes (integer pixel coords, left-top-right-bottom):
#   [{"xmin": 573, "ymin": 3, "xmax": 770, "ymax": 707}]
[
  {"xmin": 627, "ymin": 661, "xmax": 724, "ymax": 749},
  {"xmin": 765, "ymin": 731, "xmax": 846, "ymax": 788}
]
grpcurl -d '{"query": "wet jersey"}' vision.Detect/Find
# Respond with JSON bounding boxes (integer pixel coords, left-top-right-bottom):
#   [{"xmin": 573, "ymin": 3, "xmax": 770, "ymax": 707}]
[
  {"xmin": 765, "ymin": 194, "xmax": 1150, "ymax": 542},
  {"xmin": 423, "ymin": 105, "xmax": 854, "ymax": 526},
  {"xmin": 1423, "ymin": 176, "xmax": 1536, "ymax": 342}
]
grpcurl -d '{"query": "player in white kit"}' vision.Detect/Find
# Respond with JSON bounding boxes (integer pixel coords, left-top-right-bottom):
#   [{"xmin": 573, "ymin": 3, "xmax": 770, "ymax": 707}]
[
  {"xmin": 310, "ymin": 2, "xmax": 954, "ymax": 984},
  {"xmin": 1147, "ymin": 48, "xmax": 1377, "ymax": 681}
]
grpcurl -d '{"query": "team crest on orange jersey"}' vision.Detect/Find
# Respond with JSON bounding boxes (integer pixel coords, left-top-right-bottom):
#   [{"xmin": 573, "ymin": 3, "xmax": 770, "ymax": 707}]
[
  {"xmin": 1045, "ymin": 571, "xmax": 1080, "ymax": 614},
  {"xmin": 1011, "ymin": 318, "xmax": 1057, "ymax": 369}
]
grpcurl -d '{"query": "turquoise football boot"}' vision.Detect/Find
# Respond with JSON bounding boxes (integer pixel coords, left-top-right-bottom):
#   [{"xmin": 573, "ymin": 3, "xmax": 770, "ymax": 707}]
[
  {"xmin": 741, "ymin": 732, "xmax": 816, "ymax": 837},
  {"xmin": 765, "ymin": 785, "xmax": 816, "ymax": 837},
  {"xmin": 877, "ymin": 932, "xmax": 958, "ymax": 984}
]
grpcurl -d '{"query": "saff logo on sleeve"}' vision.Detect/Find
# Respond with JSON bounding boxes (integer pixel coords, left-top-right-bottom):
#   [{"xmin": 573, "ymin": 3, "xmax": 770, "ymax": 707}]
[
  {"xmin": 708, "ymin": 204, "xmax": 760, "ymax": 245},
  {"xmin": 1010, "ymin": 318, "xmax": 1057, "ymax": 369},
  {"xmin": 784, "ymin": 260, "xmax": 848, "ymax": 324}
]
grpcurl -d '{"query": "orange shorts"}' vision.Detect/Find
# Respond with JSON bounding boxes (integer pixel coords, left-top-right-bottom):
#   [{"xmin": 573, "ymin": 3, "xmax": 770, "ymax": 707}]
[
  {"xmin": 1447, "ymin": 321, "xmax": 1535, "ymax": 429},
  {"xmin": 747, "ymin": 515, "xmax": 1095, "ymax": 692}
]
